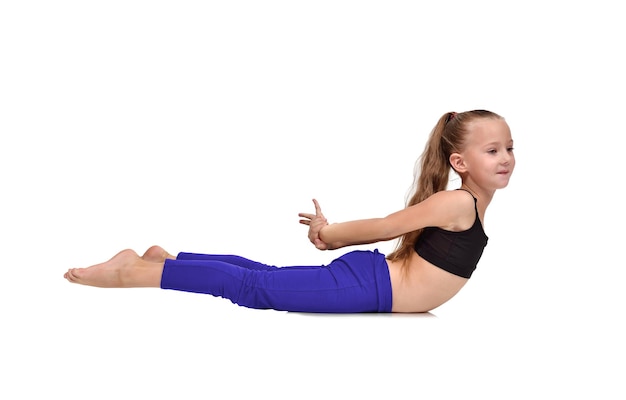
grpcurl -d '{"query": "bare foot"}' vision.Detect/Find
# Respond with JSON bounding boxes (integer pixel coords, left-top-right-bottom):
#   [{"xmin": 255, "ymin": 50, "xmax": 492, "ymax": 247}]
[
  {"xmin": 64, "ymin": 249, "xmax": 163, "ymax": 288},
  {"xmin": 142, "ymin": 245, "xmax": 176, "ymax": 263}
]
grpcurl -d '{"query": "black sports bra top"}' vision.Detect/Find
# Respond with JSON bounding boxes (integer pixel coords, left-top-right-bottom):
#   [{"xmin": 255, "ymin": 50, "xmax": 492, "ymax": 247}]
[{"xmin": 413, "ymin": 189, "xmax": 488, "ymax": 279}]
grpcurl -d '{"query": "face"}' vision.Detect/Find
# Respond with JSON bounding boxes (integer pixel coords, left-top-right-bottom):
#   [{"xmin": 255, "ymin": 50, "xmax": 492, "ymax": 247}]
[{"xmin": 456, "ymin": 118, "xmax": 515, "ymax": 190}]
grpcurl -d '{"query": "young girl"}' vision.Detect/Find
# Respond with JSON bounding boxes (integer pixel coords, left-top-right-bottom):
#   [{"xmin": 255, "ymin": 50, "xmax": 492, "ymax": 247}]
[{"xmin": 64, "ymin": 109, "xmax": 515, "ymax": 313}]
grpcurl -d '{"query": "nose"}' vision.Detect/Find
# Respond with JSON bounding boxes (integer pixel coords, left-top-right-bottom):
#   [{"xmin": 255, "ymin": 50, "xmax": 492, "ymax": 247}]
[{"xmin": 501, "ymin": 151, "xmax": 513, "ymax": 166}]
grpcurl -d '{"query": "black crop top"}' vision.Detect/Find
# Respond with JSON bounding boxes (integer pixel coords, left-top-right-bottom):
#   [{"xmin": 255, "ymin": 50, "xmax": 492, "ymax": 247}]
[{"xmin": 414, "ymin": 190, "xmax": 488, "ymax": 279}]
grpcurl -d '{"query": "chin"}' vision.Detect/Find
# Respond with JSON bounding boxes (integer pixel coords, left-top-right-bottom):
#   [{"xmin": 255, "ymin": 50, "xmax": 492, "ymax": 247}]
[{"xmin": 496, "ymin": 179, "xmax": 512, "ymax": 189}]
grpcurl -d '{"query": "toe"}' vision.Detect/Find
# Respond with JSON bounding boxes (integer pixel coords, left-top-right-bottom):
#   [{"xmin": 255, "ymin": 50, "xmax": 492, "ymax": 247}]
[{"xmin": 66, "ymin": 268, "xmax": 80, "ymax": 283}]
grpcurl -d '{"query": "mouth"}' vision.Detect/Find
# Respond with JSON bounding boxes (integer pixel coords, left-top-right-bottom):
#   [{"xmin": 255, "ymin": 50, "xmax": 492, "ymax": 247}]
[{"xmin": 497, "ymin": 171, "xmax": 510, "ymax": 175}]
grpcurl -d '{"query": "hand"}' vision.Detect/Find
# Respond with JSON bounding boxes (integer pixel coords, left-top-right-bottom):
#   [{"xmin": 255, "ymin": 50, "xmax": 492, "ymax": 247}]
[{"xmin": 298, "ymin": 198, "xmax": 329, "ymax": 250}]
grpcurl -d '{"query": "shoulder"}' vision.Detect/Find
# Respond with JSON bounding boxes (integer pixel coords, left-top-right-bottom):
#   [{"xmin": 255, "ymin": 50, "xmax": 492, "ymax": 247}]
[
  {"xmin": 423, "ymin": 189, "xmax": 475, "ymax": 209},
  {"xmin": 383, "ymin": 189, "xmax": 475, "ymax": 235},
  {"xmin": 420, "ymin": 190, "xmax": 477, "ymax": 230}
]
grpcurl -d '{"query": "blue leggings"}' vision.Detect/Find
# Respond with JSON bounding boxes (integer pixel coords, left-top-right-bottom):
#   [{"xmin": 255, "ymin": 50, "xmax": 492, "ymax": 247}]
[{"xmin": 160, "ymin": 249, "xmax": 393, "ymax": 313}]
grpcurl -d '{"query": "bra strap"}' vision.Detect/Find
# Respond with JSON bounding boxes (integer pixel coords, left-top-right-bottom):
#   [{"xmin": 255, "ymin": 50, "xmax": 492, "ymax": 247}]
[{"xmin": 456, "ymin": 188, "xmax": 479, "ymax": 212}]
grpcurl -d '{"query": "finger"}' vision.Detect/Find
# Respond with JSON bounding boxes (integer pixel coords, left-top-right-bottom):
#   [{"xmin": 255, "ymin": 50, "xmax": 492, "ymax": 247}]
[
  {"xmin": 312, "ymin": 198, "xmax": 322, "ymax": 215},
  {"xmin": 314, "ymin": 239, "xmax": 328, "ymax": 250},
  {"xmin": 299, "ymin": 220, "xmax": 311, "ymax": 225},
  {"xmin": 298, "ymin": 213, "xmax": 314, "ymax": 219}
]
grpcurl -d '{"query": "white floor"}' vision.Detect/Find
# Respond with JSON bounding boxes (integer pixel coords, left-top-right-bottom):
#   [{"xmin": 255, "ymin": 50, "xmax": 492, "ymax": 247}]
[{"xmin": 3, "ymin": 261, "xmax": 623, "ymax": 399}]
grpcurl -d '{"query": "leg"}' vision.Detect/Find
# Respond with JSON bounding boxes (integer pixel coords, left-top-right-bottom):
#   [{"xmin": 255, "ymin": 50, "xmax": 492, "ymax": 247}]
[
  {"xmin": 142, "ymin": 247, "xmax": 280, "ymax": 271},
  {"xmin": 65, "ymin": 248, "xmax": 393, "ymax": 313},
  {"xmin": 65, "ymin": 248, "xmax": 283, "ymax": 287},
  {"xmin": 176, "ymin": 252, "xmax": 280, "ymax": 271},
  {"xmin": 176, "ymin": 252, "xmax": 323, "ymax": 271},
  {"xmin": 161, "ymin": 250, "xmax": 393, "ymax": 313},
  {"xmin": 65, "ymin": 249, "xmax": 163, "ymax": 288}
]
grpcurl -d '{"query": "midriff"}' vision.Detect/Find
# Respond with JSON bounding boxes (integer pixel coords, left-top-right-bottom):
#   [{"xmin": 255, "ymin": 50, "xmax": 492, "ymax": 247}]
[{"xmin": 386, "ymin": 252, "xmax": 469, "ymax": 313}]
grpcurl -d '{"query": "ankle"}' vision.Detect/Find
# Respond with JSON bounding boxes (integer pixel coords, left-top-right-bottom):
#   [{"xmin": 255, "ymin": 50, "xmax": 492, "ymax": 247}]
[{"xmin": 120, "ymin": 258, "xmax": 163, "ymax": 288}]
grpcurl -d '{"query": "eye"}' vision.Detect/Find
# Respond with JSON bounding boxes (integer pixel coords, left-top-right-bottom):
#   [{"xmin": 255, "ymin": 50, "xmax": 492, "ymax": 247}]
[
  {"xmin": 507, "ymin": 147, "xmax": 514, "ymax": 152},
  {"xmin": 487, "ymin": 149, "xmax": 497, "ymax": 154}
]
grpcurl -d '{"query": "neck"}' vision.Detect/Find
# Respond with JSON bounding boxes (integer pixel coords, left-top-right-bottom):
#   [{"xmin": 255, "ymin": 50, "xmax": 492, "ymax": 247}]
[{"xmin": 460, "ymin": 183, "xmax": 495, "ymax": 207}]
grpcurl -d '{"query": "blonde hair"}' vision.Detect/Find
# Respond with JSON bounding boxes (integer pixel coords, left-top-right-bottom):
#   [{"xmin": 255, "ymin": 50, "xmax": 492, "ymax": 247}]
[{"xmin": 386, "ymin": 109, "xmax": 503, "ymax": 263}]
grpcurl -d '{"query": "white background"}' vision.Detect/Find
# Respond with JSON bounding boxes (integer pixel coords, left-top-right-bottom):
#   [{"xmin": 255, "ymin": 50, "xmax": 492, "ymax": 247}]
[{"xmin": 1, "ymin": 1, "xmax": 624, "ymax": 398}]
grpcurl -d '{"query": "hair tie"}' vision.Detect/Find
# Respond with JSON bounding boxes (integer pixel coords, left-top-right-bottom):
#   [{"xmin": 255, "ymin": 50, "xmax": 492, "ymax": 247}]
[{"xmin": 446, "ymin": 112, "xmax": 457, "ymax": 123}]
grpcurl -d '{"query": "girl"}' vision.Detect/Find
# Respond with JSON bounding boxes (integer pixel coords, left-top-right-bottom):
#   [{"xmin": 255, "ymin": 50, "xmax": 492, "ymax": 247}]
[{"xmin": 64, "ymin": 109, "xmax": 515, "ymax": 313}]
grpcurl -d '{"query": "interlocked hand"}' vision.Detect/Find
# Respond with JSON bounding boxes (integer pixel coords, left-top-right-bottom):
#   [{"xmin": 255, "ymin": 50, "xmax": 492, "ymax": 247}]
[{"xmin": 298, "ymin": 199, "xmax": 329, "ymax": 250}]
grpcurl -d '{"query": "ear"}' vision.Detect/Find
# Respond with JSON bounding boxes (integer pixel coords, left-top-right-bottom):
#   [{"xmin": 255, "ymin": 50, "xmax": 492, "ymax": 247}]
[{"xmin": 449, "ymin": 152, "xmax": 467, "ymax": 174}]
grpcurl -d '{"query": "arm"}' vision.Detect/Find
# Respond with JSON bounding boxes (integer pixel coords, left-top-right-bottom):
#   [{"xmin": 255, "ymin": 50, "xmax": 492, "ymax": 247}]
[
  {"xmin": 300, "ymin": 191, "xmax": 474, "ymax": 250},
  {"xmin": 318, "ymin": 218, "xmax": 397, "ymax": 250}
]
